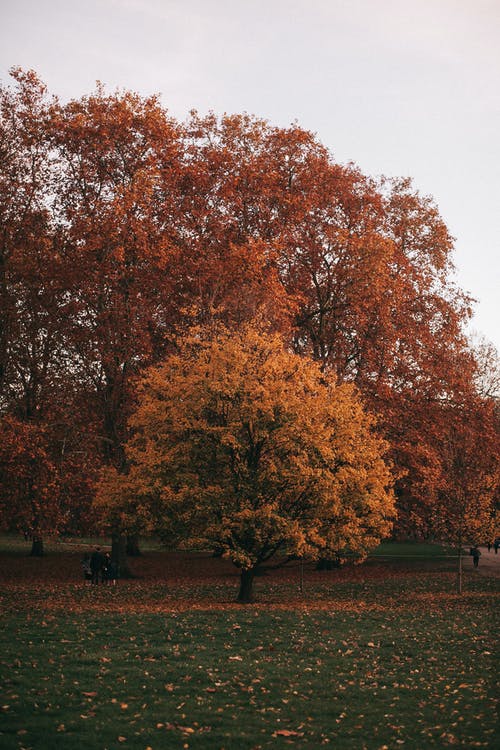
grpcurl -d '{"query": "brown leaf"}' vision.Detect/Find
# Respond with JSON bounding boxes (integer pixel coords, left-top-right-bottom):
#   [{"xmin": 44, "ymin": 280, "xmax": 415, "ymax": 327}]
[{"xmin": 274, "ymin": 729, "xmax": 304, "ymax": 737}]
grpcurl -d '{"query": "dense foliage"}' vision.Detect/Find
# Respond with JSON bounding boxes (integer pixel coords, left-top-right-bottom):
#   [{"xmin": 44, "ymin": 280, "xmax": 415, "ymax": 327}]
[
  {"xmin": 98, "ymin": 327, "xmax": 395, "ymax": 599},
  {"xmin": 0, "ymin": 68, "xmax": 498, "ymax": 560}
]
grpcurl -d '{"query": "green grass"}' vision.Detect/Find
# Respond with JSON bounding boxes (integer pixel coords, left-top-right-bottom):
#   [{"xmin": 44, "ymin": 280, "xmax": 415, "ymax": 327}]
[
  {"xmin": 0, "ymin": 534, "xmax": 165, "ymax": 554},
  {"xmin": 0, "ymin": 537, "xmax": 497, "ymax": 748},
  {"xmin": 1, "ymin": 600, "xmax": 497, "ymax": 749},
  {"xmin": 0, "ymin": 534, "xmax": 461, "ymax": 559},
  {"xmin": 370, "ymin": 541, "xmax": 455, "ymax": 558}
]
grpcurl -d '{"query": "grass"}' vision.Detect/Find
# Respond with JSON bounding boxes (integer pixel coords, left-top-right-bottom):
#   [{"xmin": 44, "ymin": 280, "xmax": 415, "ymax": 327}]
[
  {"xmin": 371, "ymin": 541, "xmax": 455, "ymax": 558},
  {"xmin": 0, "ymin": 533, "xmax": 459, "ymax": 558},
  {"xmin": 1, "ymin": 607, "xmax": 497, "ymax": 750},
  {"xmin": 0, "ymin": 537, "xmax": 498, "ymax": 749},
  {"xmin": 0, "ymin": 534, "xmax": 165, "ymax": 554}
]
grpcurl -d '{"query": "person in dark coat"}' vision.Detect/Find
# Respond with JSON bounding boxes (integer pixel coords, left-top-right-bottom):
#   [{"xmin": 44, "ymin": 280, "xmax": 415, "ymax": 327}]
[
  {"xmin": 471, "ymin": 546, "xmax": 481, "ymax": 568},
  {"xmin": 101, "ymin": 552, "xmax": 111, "ymax": 584},
  {"xmin": 90, "ymin": 546, "xmax": 104, "ymax": 584}
]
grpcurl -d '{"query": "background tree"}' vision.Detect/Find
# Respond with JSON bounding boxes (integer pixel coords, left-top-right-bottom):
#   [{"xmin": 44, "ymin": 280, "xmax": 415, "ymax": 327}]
[
  {"xmin": 277, "ymin": 166, "xmax": 475, "ymax": 536},
  {"xmin": 49, "ymin": 86, "xmax": 189, "ymax": 569},
  {"xmin": 470, "ymin": 336, "xmax": 500, "ymax": 401},
  {"xmin": 0, "ymin": 70, "xmax": 93, "ymax": 553},
  {"xmin": 430, "ymin": 398, "xmax": 499, "ymax": 592},
  {"xmin": 179, "ymin": 112, "xmax": 477, "ymax": 536},
  {"xmin": 99, "ymin": 327, "xmax": 395, "ymax": 601},
  {"xmin": 0, "ymin": 416, "xmax": 59, "ymax": 553}
]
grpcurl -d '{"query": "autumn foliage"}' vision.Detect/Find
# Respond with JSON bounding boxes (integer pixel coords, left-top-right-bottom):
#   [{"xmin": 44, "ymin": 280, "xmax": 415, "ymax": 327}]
[
  {"xmin": 0, "ymin": 68, "xmax": 498, "ymax": 567},
  {"xmin": 98, "ymin": 327, "xmax": 395, "ymax": 600}
]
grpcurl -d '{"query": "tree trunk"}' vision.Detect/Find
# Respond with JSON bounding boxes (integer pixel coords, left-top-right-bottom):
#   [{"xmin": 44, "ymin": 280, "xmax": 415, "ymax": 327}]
[
  {"xmin": 458, "ymin": 546, "xmax": 463, "ymax": 595},
  {"xmin": 30, "ymin": 536, "xmax": 44, "ymax": 556},
  {"xmin": 126, "ymin": 534, "xmax": 141, "ymax": 556},
  {"xmin": 237, "ymin": 569, "xmax": 255, "ymax": 603},
  {"xmin": 457, "ymin": 530, "xmax": 463, "ymax": 595},
  {"xmin": 111, "ymin": 533, "xmax": 133, "ymax": 578},
  {"xmin": 315, "ymin": 555, "xmax": 342, "ymax": 570}
]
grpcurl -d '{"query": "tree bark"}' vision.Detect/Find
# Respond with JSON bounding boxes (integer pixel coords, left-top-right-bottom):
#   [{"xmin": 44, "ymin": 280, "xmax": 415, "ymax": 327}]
[
  {"xmin": 457, "ymin": 529, "xmax": 463, "ymax": 594},
  {"xmin": 126, "ymin": 534, "xmax": 141, "ymax": 556},
  {"xmin": 111, "ymin": 533, "xmax": 133, "ymax": 578},
  {"xmin": 315, "ymin": 555, "xmax": 342, "ymax": 570},
  {"xmin": 237, "ymin": 568, "xmax": 255, "ymax": 603},
  {"xmin": 458, "ymin": 549, "xmax": 463, "ymax": 595},
  {"xmin": 30, "ymin": 536, "xmax": 44, "ymax": 556}
]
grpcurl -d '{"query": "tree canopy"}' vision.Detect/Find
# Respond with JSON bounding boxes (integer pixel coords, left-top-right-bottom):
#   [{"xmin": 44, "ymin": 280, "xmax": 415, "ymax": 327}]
[
  {"xmin": 98, "ymin": 327, "xmax": 395, "ymax": 600},
  {"xmin": 1, "ymin": 68, "xmax": 497, "ymax": 560}
]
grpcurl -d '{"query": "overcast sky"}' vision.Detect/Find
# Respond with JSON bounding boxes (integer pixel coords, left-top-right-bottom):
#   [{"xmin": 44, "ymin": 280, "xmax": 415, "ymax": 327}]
[{"xmin": 1, "ymin": 0, "xmax": 499, "ymax": 349}]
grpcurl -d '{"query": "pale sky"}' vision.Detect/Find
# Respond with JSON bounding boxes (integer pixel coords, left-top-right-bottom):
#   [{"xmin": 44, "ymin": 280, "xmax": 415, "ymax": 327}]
[{"xmin": 1, "ymin": 0, "xmax": 499, "ymax": 350}]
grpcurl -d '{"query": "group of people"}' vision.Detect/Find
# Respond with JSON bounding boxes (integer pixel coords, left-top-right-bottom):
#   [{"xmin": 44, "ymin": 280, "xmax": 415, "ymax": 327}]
[
  {"xmin": 487, "ymin": 538, "xmax": 500, "ymax": 554},
  {"xmin": 81, "ymin": 546, "xmax": 118, "ymax": 585}
]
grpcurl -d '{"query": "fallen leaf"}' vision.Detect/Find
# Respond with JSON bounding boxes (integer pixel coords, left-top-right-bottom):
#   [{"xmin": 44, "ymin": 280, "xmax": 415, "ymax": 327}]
[{"xmin": 273, "ymin": 729, "xmax": 304, "ymax": 737}]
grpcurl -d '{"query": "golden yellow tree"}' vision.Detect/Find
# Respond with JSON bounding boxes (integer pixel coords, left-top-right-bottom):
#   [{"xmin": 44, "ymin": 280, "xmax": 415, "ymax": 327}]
[{"xmin": 98, "ymin": 327, "xmax": 395, "ymax": 601}]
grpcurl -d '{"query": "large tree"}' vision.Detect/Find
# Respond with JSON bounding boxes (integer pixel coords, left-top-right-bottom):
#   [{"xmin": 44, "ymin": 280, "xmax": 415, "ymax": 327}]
[
  {"xmin": 48, "ymin": 85, "xmax": 189, "ymax": 568},
  {"xmin": 0, "ymin": 70, "xmax": 94, "ymax": 553},
  {"xmin": 179, "ymin": 112, "xmax": 476, "ymax": 535},
  {"xmin": 98, "ymin": 327, "xmax": 395, "ymax": 601}
]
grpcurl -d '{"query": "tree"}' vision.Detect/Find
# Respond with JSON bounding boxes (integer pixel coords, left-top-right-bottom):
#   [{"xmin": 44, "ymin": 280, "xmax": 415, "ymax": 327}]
[
  {"xmin": 99, "ymin": 327, "xmax": 395, "ymax": 601},
  {"xmin": 0, "ymin": 416, "xmax": 60, "ymax": 554},
  {"xmin": 431, "ymin": 398, "xmax": 499, "ymax": 593},
  {"xmin": 470, "ymin": 336, "xmax": 500, "ymax": 401},
  {"xmin": 278, "ymin": 167, "xmax": 475, "ymax": 534},
  {"xmin": 0, "ymin": 69, "xmax": 54, "ymax": 399},
  {"xmin": 0, "ymin": 69, "xmax": 88, "ymax": 553},
  {"xmin": 175, "ymin": 114, "xmax": 479, "ymax": 540},
  {"xmin": 49, "ymin": 85, "xmax": 189, "ymax": 570}
]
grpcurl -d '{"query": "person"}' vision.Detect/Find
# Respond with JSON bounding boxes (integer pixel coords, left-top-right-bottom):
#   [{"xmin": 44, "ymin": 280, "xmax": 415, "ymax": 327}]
[
  {"xmin": 81, "ymin": 552, "xmax": 92, "ymax": 583},
  {"xmin": 471, "ymin": 546, "xmax": 481, "ymax": 568},
  {"xmin": 107, "ymin": 557, "xmax": 118, "ymax": 586},
  {"xmin": 494, "ymin": 538, "xmax": 500, "ymax": 554},
  {"xmin": 101, "ymin": 552, "xmax": 111, "ymax": 584},
  {"xmin": 90, "ymin": 546, "xmax": 104, "ymax": 584}
]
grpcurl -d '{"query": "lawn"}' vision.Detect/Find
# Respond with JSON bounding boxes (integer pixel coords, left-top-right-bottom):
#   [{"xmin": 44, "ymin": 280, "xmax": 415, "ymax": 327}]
[{"xmin": 0, "ymin": 539, "xmax": 497, "ymax": 749}]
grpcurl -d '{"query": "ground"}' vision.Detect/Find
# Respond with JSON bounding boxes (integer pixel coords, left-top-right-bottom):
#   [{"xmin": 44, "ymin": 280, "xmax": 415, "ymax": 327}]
[
  {"xmin": 0, "ymin": 540, "xmax": 497, "ymax": 749},
  {"xmin": 471, "ymin": 546, "xmax": 500, "ymax": 576}
]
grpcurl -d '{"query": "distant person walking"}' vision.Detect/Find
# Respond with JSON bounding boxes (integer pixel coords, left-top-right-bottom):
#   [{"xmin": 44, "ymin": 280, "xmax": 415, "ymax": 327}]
[
  {"xmin": 471, "ymin": 546, "xmax": 481, "ymax": 569},
  {"xmin": 494, "ymin": 538, "xmax": 500, "ymax": 554},
  {"xmin": 90, "ymin": 546, "xmax": 104, "ymax": 584}
]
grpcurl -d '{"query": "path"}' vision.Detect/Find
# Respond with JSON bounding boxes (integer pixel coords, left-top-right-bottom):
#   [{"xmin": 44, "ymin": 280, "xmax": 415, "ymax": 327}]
[{"xmin": 462, "ymin": 545, "xmax": 500, "ymax": 578}]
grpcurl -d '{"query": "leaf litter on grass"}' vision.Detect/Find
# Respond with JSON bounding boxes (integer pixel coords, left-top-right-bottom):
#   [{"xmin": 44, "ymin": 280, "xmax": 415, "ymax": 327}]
[
  {"xmin": 3, "ymin": 601, "xmax": 498, "ymax": 748},
  {"xmin": 0, "ymin": 548, "xmax": 497, "ymax": 748}
]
